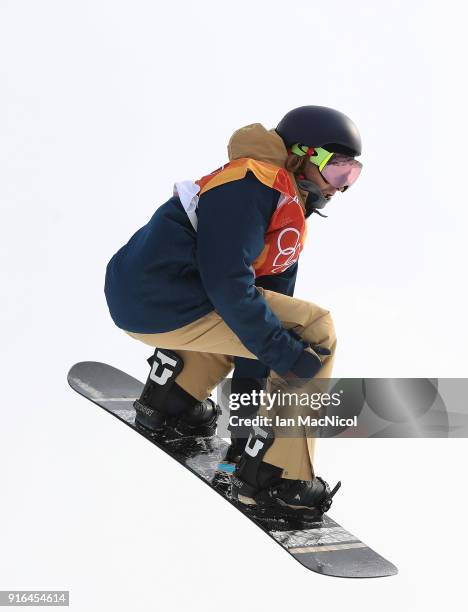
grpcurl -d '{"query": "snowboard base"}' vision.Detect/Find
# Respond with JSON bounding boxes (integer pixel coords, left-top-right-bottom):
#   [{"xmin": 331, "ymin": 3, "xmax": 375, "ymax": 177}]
[{"xmin": 67, "ymin": 361, "xmax": 398, "ymax": 578}]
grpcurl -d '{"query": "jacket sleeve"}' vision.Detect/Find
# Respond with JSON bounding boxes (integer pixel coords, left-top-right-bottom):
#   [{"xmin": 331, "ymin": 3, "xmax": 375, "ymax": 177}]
[
  {"xmin": 196, "ymin": 171, "xmax": 304, "ymax": 375},
  {"xmin": 232, "ymin": 262, "xmax": 299, "ymax": 377}
]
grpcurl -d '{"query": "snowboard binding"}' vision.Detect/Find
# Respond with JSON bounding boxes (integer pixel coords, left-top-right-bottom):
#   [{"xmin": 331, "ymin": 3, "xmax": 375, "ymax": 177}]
[
  {"xmin": 229, "ymin": 425, "xmax": 341, "ymax": 523},
  {"xmin": 134, "ymin": 348, "xmax": 220, "ymax": 437},
  {"xmin": 232, "ymin": 472, "xmax": 342, "ymax": 523}
]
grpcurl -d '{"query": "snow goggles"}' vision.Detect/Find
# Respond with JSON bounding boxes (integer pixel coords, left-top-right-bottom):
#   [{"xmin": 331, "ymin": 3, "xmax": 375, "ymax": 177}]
[{"xmin": 291, "ymin": 144, "xmax": 362, "ymax": 190}]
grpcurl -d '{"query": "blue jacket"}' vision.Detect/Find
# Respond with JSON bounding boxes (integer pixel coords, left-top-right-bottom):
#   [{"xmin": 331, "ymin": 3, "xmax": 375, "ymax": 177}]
[
  {"xmin": 105, "ymin": 124, "xmax": 308, "ymax": 375},
  {"xmin": 105, "ymin": 173, "xmax": 304, "ymax": 375}
]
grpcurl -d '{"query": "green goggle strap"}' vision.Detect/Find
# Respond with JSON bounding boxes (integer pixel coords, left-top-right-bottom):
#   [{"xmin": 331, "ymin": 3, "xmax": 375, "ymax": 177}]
[{"xmin": 291, "ymin": 143, "xmax": 335, "ymax": 172}]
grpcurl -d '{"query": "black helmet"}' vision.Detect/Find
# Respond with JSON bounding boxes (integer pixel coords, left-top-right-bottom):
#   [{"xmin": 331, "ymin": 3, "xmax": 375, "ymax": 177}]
[{"xmin": 276, "ymin": 105, "xmax": 362, "ymax": 157}]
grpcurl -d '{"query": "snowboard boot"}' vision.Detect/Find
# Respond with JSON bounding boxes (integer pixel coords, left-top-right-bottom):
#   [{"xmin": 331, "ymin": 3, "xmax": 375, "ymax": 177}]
[
  {"xmin": 231, "ymin": 427, "xmax": 340, "ymax": 521},
  {"xmin": 232, "ymin": 465, "xmax": 340, "ymax": 522},
  {"xmin": 134, "ymin": 348, "xmax": 220, "ymax": 436},
  {"xmin": 174, "ymin": 396, "xmax": 220, "ymax": 436}
]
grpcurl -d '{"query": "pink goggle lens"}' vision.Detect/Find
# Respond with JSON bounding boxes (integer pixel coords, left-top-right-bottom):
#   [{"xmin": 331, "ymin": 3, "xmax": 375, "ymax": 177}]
[{"xmin": 321, "ymin": 154, "xmax": 362, "ymax": 189}]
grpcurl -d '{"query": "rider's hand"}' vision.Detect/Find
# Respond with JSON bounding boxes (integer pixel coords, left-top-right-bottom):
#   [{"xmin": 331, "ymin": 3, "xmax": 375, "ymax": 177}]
[{"xmin": 285, "ymin": 344, "xmax": 331, "ymax": 382}]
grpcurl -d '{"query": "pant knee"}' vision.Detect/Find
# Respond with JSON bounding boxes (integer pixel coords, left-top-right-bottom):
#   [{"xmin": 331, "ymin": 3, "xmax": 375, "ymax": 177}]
[{"xmin": 302, "ymin": 308, "xmax": 337, "ymax": 351}]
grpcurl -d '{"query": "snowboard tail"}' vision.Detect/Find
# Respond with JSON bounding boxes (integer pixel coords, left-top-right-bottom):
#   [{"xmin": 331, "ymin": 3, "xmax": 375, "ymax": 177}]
[{"xmin": 67, "ymin": 361, "xmax": 397, "ymax": 578}]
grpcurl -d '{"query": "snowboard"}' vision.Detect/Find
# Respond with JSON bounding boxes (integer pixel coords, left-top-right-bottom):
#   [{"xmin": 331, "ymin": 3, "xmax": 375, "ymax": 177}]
[{"xmin": 67, "ymin": 361, "xmax": 398, "ymax": 578}]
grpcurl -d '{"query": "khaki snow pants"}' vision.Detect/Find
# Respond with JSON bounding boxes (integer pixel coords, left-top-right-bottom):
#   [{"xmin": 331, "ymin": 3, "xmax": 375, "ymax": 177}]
[{"xmin": 126, "ymin": 287, "xmax": 336, "ymax": 481}]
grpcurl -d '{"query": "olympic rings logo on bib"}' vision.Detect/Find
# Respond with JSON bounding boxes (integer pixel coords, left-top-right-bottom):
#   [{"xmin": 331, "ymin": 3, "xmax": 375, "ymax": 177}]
[{"xmin": 271, "ymin": 227, "xmax": 301, "ymax": 273}]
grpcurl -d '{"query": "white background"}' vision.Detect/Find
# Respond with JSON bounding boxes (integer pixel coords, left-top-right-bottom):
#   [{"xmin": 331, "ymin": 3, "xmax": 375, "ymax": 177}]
[{"xmin": 1, "ymin": 1, "xmax": 467, "ymax": 610}]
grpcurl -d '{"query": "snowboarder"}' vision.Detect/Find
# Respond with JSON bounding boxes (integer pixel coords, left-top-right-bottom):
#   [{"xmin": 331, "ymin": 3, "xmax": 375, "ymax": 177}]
[{"xmin": 104, "ymin": 105, "xmax": 363, "ymax": 521}]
